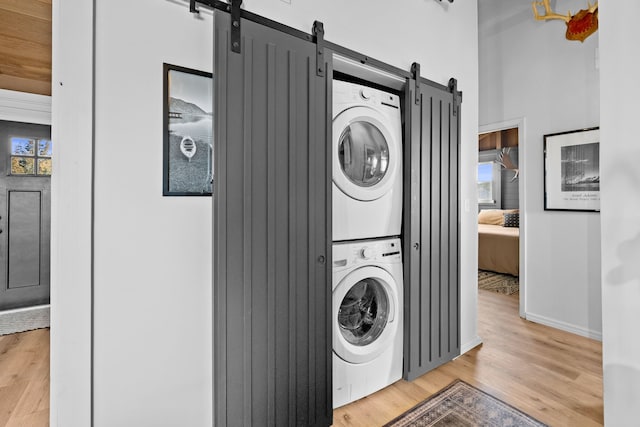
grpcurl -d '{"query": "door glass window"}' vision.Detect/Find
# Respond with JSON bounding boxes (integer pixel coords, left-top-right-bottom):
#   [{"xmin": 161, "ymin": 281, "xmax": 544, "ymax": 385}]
[
  {"xmin": 338, "ymin": 121, "xmax": 389, "ymax": 187},
  {"xmin": 338, "ymin": 278, "xmax": 389, "ymax": 346},
  {"xmin": 10, "ymin": 137, "xmax": 52, "ymax": 176}
]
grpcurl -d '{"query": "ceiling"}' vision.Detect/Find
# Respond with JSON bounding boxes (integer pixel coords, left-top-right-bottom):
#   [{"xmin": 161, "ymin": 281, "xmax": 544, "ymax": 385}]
[
  {"xmin": 478, "ymin": 128, "xmax": 518, "ymax": 152},
  {"xmin": 0, "ymin": 0, "xmax": 52, "ymax": 96}
]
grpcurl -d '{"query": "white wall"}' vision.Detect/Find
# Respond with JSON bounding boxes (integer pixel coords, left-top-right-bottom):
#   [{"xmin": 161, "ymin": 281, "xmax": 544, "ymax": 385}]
[
  {"xmin": 92, "ymin": 1, "xmax": 213, "ymax": 425},
  {"xmin": 478, "ymin": 0, "xmax": 602, "ymax": 339},
  {"xmin": 599, "ymin": 2, "xmax": 640, "ymax": 424},
  {"xmin": 51, "ymin": 0, "xmax": 94, "ymax": 424},
  {"xmin": 53, "ymin": 0, "xmax": 479, "ymax": 425}
]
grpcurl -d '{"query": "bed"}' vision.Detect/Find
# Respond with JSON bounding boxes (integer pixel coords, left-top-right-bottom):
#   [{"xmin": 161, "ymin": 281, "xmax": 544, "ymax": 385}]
[{"xmin": 478, "ymin": 209, "xmax": 519, "ymax": 277}]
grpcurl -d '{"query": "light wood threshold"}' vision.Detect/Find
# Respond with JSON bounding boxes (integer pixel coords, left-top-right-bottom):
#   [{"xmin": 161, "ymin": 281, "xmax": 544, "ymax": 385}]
[{"xmin": 333, "ymin": 289, "xmax": 603, "ymax": 426}]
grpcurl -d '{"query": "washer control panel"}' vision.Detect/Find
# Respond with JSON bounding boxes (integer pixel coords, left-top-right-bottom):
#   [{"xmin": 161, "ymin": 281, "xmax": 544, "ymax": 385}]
[{"xmin": 333, "ymin": 238, "xmax": 402, "ymax": 270}]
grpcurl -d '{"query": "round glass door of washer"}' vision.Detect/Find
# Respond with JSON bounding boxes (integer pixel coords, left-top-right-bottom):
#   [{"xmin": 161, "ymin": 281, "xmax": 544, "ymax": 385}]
[
  {"xmin": 333, "ymin": 266, "xmax": 399, "ymax": 364},
  {"xmin": 338, "ymin": 277, "xmax": 389, "ymax": 347}
]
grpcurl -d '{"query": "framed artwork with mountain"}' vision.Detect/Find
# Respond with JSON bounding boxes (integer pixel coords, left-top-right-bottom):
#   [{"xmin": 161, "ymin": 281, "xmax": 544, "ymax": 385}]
[
  {"xmin": 163, "ymin": 63, "xmax": 213, "ymax": 196},
  {"xmin": 544, "ymin": 127, "xmax": 600, "ymax": 212}
]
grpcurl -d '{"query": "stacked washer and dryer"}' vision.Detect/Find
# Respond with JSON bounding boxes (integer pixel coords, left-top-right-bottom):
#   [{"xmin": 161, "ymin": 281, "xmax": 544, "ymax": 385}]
[{"xmin": 331, "ymin": 80, "xmax": 404, "ymax": 408}]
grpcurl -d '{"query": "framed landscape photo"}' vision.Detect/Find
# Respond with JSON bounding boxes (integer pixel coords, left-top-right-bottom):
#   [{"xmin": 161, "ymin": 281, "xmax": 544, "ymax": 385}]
[
  {"xmin": 163, "ymin": 63, "xmax": 213, "ymax": 196},
  {"xmin": 544, "ymin": 127, "xmax": 600, "ymax": 212}
]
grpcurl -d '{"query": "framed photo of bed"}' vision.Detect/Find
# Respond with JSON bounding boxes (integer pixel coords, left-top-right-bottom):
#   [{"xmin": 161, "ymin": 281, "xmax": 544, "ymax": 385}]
[
  {"xmin": 163, "ymin": 63, "xmax": 213, "ymax": 196},
  {"xmin": 544, "ymin": 127, "xmax": 600, "ymax": 212}
]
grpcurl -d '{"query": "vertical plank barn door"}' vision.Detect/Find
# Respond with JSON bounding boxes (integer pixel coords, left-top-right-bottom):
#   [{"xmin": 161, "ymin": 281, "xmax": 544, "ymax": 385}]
[
  {"xmin": 213, "ymin": 11, "xmax": 331, "ymax": 427},
  {"xmin": 403, "ymin": 78, "xmax": 461, "ymax": 381}
]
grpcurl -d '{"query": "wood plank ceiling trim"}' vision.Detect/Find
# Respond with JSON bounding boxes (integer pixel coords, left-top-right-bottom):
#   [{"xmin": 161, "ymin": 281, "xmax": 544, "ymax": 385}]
[{"xmin": 0, "ymin": 0, "xmax": 52, "ymax": 96}]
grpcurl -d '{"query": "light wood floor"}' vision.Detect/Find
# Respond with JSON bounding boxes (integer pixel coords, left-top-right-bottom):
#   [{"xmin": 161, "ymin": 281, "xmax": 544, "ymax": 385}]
[
  {"xmin": 0, "ymin": 328, "xmax": 49, "ymax": 427},
  {"xmin": 333, "ymin": 290, "xmax": 604, "ymax": 427},
  {"xmin": 0, "ymin": 291, "xmax": 603, "ymax": 427}
]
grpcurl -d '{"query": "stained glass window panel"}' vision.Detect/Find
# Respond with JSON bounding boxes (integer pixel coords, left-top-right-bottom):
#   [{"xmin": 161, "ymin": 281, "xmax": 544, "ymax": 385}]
[
  {"xmin": 11, "ymin": 157, "xmax": 35, "ymax": 174},
  {"xmin": 38, "ymin": 158, "xmax": 52, "ymax": 175},
  {"xmin": 11, "ymin": 137, "xmax": 35, "ymax": 156},
  {"xmin": 38, "ymin": 140, "xmax": 53, "ymax": 157}
]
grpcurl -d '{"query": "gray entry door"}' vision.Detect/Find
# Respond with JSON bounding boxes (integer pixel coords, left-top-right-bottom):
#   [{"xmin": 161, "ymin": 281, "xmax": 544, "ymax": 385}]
[
  {"xmin": 403, "ymin": 78, "xmax": 461, "ymax": 381},
  {"xmin": 0, "ymin": 120, "xmax": 51, "ymax": 311}
]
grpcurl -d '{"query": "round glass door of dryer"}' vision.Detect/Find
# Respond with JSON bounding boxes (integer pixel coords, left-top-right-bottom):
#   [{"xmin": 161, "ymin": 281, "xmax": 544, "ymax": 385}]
[
  {"xmin": 332, "ymin": 107, "xmax": 399, "ymax": 202},
  {"xmin": 338, "ymin": 121, "xmax": 389, "ymax": 188},
  {"xmin": 338, "ymin": 277, "xmax": 389, "ymax": 347},
  {"xmin": 333, "ymin": 266, "xmax": 399, "ymax": 364}
]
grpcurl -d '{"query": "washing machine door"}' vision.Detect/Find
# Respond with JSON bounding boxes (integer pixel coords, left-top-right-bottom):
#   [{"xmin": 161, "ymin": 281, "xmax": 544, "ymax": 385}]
[
  {"xmin": 333, "ymin": 106, "xmax": 400, "ymax": 201},
  {"xmin": 333, "ymin": 266, "xmax": 399, "ymax": 364}
]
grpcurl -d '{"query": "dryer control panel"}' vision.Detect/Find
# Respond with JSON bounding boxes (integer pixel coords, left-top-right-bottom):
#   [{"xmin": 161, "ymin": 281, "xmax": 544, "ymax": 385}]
[
  {"xmin": 333, "ymin": 80, "xmax": 400, "ymax": 111},
  {"xmin": 333, "ymin": 238, "xmax": 402, "ymax": 271}
]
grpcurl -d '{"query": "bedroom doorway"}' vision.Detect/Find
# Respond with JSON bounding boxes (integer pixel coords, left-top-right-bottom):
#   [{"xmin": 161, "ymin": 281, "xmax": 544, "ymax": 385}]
[{"xmin": 478, "ymin": 119, "xmax": 525, "ymax": 318}]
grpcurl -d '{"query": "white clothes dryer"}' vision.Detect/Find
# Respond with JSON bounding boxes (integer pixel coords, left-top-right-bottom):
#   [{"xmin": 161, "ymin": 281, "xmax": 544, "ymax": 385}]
[
  {"xmin": 332, "ymin": 80, "xmax": 403, "ymax": 242},
  {"xmin": 332, "ymin": 238, "xmax": 403, "ymax": 408}
]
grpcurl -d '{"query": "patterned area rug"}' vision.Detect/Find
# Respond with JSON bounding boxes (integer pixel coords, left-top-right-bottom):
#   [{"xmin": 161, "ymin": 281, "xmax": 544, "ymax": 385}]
[
  {"xmin": 478, "ymin": 270, "xmax": 519, "ymax": 295},
  {"xmin": 384, "ymin": 380, "xmax": 548, "ymax": 427}
]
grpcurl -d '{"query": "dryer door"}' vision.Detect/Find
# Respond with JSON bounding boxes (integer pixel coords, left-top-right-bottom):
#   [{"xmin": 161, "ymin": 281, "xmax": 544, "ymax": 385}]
[
  {"xmin": 333, "ymin": 265, "xmax": 399, "ymax": 364},
  {"xmin": 333, "ymin": 106, "xmax": 400, "ymax": 201}
]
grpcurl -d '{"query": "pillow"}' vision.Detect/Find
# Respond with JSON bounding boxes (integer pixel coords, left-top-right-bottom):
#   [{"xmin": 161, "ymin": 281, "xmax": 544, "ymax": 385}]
[
  {"xmin": 503, "ymin": 212, "xmax": 519, "ymax": 228},
  {"xmin": 478, "ymin": 209, "xmax": 506, "ymax": 225}
]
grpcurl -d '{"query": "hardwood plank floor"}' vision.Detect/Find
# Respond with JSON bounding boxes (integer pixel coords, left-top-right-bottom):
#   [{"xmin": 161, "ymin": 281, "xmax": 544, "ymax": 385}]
[
  {"xmin": 0, "ymin": 290, "xmax": 604, "ymax": 427},
  {"xmin": 0, "ymin": 328, "xmax": 49, "ymax": 427},
  {"xmin": 333, "ymin": 290, "xmax": 604, "ymax": 427}
]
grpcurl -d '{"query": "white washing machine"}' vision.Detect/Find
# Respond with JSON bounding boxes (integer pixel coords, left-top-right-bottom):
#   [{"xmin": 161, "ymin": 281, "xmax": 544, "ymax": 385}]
[
  {"xmin": 332, "ymin": 80, "xmax": 403, "ymax": 242},
  {"xmin": 332, "ymin": 237, "xmax": 403, "ymax": 408}
]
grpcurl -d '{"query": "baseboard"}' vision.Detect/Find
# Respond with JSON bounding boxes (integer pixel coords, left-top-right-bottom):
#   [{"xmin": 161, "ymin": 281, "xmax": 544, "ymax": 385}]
[
  {"xmin": 0, "ymin": 305, "xmax": 50, "ymax": 336},
  {"xmin": 525, "ymin": 312, "xmax": 602, "ymax": 341},
  {"xmin": 460, "ymin": 335, "xmax": 483, "ymax": 355}
]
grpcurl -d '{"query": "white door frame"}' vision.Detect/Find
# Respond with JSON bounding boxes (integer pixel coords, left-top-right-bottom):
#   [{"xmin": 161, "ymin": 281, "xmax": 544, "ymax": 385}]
[
  {"xmin": 0, "ymin": 89, "xmax": 51, "ymax": 124},
  {"xmin": 479, "ymin": 118, "xmax": 526, "ymax": 318}
]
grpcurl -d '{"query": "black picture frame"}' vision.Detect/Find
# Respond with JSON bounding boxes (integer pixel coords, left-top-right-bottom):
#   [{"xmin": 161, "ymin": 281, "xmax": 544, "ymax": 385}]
[
  {"xmin": 163, "ymin": 63, "xmax": 213, "ymax": 196},
  {"xmin": 543, "ymin": 127, "xmax": 600, "ymax": 212}
]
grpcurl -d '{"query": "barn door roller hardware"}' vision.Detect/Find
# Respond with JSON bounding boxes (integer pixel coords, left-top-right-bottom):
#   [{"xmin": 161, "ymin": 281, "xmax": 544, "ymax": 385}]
[
  {"xmin": 448, "ymin": 78, "xmax": 458, "ymax": 116},
  {"xmin": 189, "ymin": 0, "xmax": 199, "ymax": 14},
  {"xmin": 312, "ymin": 21, "xmax": 325, "ymax": 77},
  {"xmin": 411, "ymin": 62, "xmax": 421, "ymax": 105},
  {"xmin": 189, "ymin": 0, "xmax": 243, "ymax": 53},
  {"xmin": 229, "ymin": 0, "xmax": 242, "ymax": 53}
]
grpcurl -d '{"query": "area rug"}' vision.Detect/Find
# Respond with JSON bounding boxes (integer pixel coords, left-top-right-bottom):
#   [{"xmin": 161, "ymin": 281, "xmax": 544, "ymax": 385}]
[
  {"xmin": 478, "ymin": 270, "xmax": 519, "ymax": 295},
  {"xmin": 384, "ymin": 380, "xmax": 548, "ymax": 427}
]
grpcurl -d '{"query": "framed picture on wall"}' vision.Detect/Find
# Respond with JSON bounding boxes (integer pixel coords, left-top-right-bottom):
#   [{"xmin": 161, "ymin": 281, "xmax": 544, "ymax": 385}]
[
  {"xmin": 163, "ymin": 63, "xmax": 213, "ymax": 196},
  {"xmin": 544, "ymin": 127, "xmax": 600, "ymax": 211}
]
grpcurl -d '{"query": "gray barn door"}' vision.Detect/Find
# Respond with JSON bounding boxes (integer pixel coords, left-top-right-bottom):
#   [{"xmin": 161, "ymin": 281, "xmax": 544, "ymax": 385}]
[
  {"xmin": 403, "ymin": 78, "xmax": 461, "ymax": 381},
  {"xmin": 0, "ymin": 120, "xmax": 51, "ymax": 311},
  {"xmin": 214, "ymin": 12, "xmax": 331, "ymax": 427}
]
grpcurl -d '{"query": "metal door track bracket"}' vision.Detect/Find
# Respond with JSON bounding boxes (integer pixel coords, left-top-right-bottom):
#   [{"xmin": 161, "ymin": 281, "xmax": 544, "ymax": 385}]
[
  {"xmin": 230, "ymin": 0, "xmax": 242, "ymax": 53},
  {"xmin": 312, "ymin": 21, "xmax": 325, "ymax": 77},
  {"xmin": 448, "ymin": 78, "xmax": 458, "ymax": 116},
  {"xmin": 411, "ymin": 62, "xmax": 421, "ymax": 105},
  {"xmin": 189, "ymin": 0, "xmax": 199, "ymax": 14}
]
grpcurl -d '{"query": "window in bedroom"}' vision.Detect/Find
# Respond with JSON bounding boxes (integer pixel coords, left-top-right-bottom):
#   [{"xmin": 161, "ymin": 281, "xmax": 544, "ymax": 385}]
[
  {"xmin": 478, "ymin": 161, "xmax": 495, "ymax": 203},
  {"xmin": 478, "ymin": 149, "xmax": 502, "ymax": 208}
]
